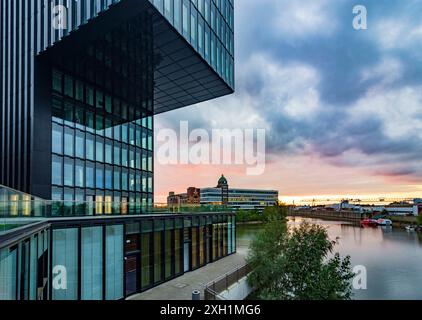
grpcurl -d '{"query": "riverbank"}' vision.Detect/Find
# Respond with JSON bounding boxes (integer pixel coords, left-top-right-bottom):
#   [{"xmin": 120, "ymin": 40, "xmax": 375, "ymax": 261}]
[
  {"xmin": 237, "ymin": 219, "xmax": 422, "ymax": 300},
  {"xmin": 236, "ymin": 221, "xmax": 264, "ymax": 226},
  {"xmin": 387, "ymin": 215, "xmax": 417, "ymax": 228},
  {"xmin": 289, "ymin": 210, "xmax": 362, "ymax": 221},
  {"xmin": 289, "ymin": 210, "xmax": 418, "ymax": 230}
]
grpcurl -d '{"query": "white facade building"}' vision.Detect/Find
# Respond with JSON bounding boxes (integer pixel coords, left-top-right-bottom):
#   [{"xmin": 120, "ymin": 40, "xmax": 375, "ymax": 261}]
[{"xmin": 200, "ymin": 177, "xmax": 279, "ymax": 212}]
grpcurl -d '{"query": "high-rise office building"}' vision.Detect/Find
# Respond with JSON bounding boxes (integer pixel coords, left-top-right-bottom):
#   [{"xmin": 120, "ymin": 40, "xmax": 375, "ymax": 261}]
[
  {"xmin": 0, "ymin": 0, "xmax": 234, "ymax": 212},
  {"xmin": 0, "ymin": 0, "xmax": 235, "ymax": 300}
]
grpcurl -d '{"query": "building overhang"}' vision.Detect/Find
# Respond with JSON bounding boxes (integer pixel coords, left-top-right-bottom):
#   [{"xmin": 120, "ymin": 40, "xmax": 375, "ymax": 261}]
[{"xmin": 38, "ymin": 0, "xmax": 233, "ymax": 117}]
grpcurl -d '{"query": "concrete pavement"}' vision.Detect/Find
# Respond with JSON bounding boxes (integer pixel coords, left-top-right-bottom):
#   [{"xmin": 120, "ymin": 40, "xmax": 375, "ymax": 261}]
[{"xmin": 127, "ymin": 252, "xmax": 247, "ymax": 300}]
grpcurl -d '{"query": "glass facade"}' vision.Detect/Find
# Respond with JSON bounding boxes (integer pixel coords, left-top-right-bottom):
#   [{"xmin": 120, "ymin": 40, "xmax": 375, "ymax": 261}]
[
  {"xmin": 0, "ymin": 213, "xmax": 235, "ymax": 300},
  {"xmin": 81, "ymin": 227, "xmax": 103, "ymax": 300},
  {"xmin": 151, "ymin": 0, "xmax": 235, "ymax": 88},
  {"xmin": 0, "ymin": 228, "xmax": 49, "ymax": 300},
  {"xmin": 1, "ymin": 0, "xmax": 234, "ymax": 200},
  {"xmin": 106, "ymin": 225, "xmax": 124, "ymax": 300},
  {"xmin": 49, "ymin": 8, "xmax": 156, "ymax": 215},
  {"xmin": 51, "ymin": 66, "xmax": 154, "ymax": 215},
  {"xmin": 0, "ymin": 0, "xmax": 236, "ymax": 302}
]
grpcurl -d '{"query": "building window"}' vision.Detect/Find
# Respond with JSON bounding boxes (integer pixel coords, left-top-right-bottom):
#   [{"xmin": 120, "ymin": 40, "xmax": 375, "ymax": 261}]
[
  {"xmin": 81, "ymin": 227, "xmax": 103, "ymax": 300},
  {"xmin": 64, "ymin": 158, "xmax": 74, "ymax": 187},
  {"xmin": 96, "ymin": 139, "xmax": 104, "ymax": 163},
  {"xmin": 51, "ymin": 156, "xmax": 63, "ymax": 186},
  {"xmin": 75, "ymin": 81, "xmax": 84, "ymax": 102},
  {"xmin": 165, "ymin": 221, "xmax": 173, "ymax": 280},
  {"xmin": 190, "ymin": 7, "xmax": 197, "ymax": 48},
  {"xmin": 86, "ymin": 162, "xmax": 95, "ymax": 189},
  {"xmin": 141, "ymin": 232, "xmax": 152, "ymax": 289},
  {"xmin": 114, "ymin": 144, "xmax": 121, "ymax": 166},
  {"xmin": 122, "ymin": 170, "xmax": 128, "ymax": 191},
  {"xmin": 52, "ymin": 124, "xmax": 63, "ymax": 155},
  {"xmin": 75, "ymin": 161, "xmax": 85, "ymax": 188},
  {"xmin": 182, "ymin": 0, "xmax": 189, "ymax": 39},
  {"xmin": 105, "ymin": 168, "xmax": 112, "ymax": 190},
  {"xmin": 75, "ymin": 130, "xmax": 85, "ymax": 159},
  {"xmin": 86, "ymin": 111, "xmax": 95, "ymax": 131},
  {"xmin": 174, "ymin": 228, "xmax": 183, "ymax": 275},
  {"xmin": 53, "ymin": 70, "xmax": 63, "ymax": 93},
  {"xmin": 96, "ymin": 165, "xmax": 104, "ymax": 189},
  {"xmin": 105, "ymin": 225, "xmax": 124, "ymax": 300},
  {"xmin": 52, "ymin": 228, "xmax": 78, "ymax": 300},
  {"xmin": 113, "ymin": 169, "xmax": 121, "ymax": 190},
  {"xmin": 105, "ymin": 142, "xmax": 112, "ymax": 164},
  {"xmin": 164, "ymin": 0, "xmax": 172, "ymax": 21},
  {"xmin": 154, "ymin": 230, "xmax": 163, "ymax": 284},
  {"xmin": 86, "ymin": 134, "xmax": 95, "ymax": 161},
  {"xmin": 122, "ymin": 146, "xmax": 128, "ymax": 167},
  {"xmin": 192, "ymin": 227, "xmax": 198, "ymax": 269},
  {"xmin": 64, "ymin": 128, "xmax": 74, "ymax": 157},
  {"xmin": 174, "ymin": 0, "xmax": 181, "ymax": 31},
  {"xmin": 64, "ymin": 76, "xmax": 74, "ymax": 97}
]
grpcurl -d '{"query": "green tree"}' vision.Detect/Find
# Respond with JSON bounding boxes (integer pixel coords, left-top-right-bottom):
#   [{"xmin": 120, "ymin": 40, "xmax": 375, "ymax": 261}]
[
  {"xmin": 236, "ymin": 210, "xmax": 249, "ymax": 222},
  {"xmin": 417, "ymin": 215, "xmax": 422, "ymax": 226},
  {"xmin": 247, "ymin": 220, "xmax": 354, "ymax": 300},
  {"xmin": 263, "ymin": 205, "xmax": 288, "ymax": 222}
]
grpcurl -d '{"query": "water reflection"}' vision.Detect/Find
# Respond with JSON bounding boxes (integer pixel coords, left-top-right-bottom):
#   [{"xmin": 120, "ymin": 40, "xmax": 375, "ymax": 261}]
[{"xmin": 237, "ymin": 217, "xmax": 422, "ymax": 300}]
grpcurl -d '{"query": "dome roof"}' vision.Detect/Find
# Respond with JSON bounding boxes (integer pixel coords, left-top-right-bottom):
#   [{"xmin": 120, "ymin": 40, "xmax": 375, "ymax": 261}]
[{"xmin": 218, "ymin": 175, "xmax": 228, "ymax": 186}]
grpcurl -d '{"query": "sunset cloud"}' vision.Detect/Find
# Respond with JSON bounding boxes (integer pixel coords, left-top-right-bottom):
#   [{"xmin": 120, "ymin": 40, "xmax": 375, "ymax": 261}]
[{"xmin": 155, "ymin": 0, "xmax": 422, "ymax": 202}]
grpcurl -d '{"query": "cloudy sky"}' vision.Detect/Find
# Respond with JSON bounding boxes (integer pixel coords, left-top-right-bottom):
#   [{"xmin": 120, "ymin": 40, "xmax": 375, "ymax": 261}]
[{"xmin": 154, "ymin": 0, "xmax": 422, "ymax": 204}]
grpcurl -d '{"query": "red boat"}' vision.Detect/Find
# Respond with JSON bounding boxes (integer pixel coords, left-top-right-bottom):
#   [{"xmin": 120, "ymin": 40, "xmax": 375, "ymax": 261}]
[{"xmin": 361, "ymin": 219, "xmax": 378, "ymax": 227}]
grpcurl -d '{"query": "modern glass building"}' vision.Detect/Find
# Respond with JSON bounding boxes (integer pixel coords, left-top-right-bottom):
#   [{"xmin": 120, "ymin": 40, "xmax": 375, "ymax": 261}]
[
  {"xmin": 0, "ymin": 202, "xmax": 236, "ymax": 300},
  {"xmin": 0, "ymin": 0, "xmax": 235, "ymax": 300},
  {"xmin": 0, "ymin": 0, "xmax": 234, "ymax": 206}
]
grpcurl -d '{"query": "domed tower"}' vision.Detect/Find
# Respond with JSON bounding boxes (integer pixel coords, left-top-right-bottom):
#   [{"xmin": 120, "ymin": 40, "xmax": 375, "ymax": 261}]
[{"xmin": 217, "ymin": 175, "xmax": 229, "ymax": 206}]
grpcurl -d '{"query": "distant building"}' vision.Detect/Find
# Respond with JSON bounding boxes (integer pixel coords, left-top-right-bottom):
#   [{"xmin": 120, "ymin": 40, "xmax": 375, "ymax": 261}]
[
  {"xmin": 327, "ymin": 200, "xmax": 360, "ymax": 212},
  {"xmin": 168, "ymin": 188, "xmax": 201, "ymax": 207},
  {"xmin": 168, "ymin": 175, "xmax": 279, "ymax": 212},
  {"xmin": 324, "ymin": 199, "xmax": 422, "ymax": 216},
  {"xmin": 384, "ymin": 203, "xmax": 417, "ymax": 216}
]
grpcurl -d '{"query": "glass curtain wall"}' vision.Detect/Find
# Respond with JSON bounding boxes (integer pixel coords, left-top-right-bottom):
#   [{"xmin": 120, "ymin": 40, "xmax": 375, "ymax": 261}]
[
  {"xmin": 52, "ymin": 228, "xmax": 79, "ymax": 300},
  {"xmin": 151, "ymin": 0, "xmax": 235, "ymax": 88},
  {"xmin": 105, "ymin": 225, "xmax": 124, "ymax": 300},
  {"xmin": 50, "ymin": 12, "xmax": 155, "ymax": 216},
  {"xmin": 81, "ymin": 226, "xmax": 103, "ymax": 300},
  {"xmin": 141, "ymin": 221, "xmax": 153, "ymax": 290},
  {"xmin": 199, "ymin": 217, "xmax": 206, "ymax": 267},
  {"xmin": 153, "ymin": 220, "xmax": 164, "ymax": 284},
  {"xmin": 0, "ymin": 214, "xmax": 235, "ymax": 300},
  {"xmin": 0, "ymin": 247, "xmax": 17, "ymax": 300},
  {"xmin": 191, "ymin": 217, "xmax": 199, "ymax": 270},
  {"xmin": 164, "ymin": 220, "xmax": 174, "ymax": 280},
  {"xmin": 174, "ymin": 219, "xmax": 184, "ymax": 276}
]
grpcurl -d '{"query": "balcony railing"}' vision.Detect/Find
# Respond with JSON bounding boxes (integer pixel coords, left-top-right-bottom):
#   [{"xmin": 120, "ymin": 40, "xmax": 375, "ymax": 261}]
[
  {"xmin": 0, "ymin": 200, "xmax": 231, "ymax": 217},
  {"xmin": 204, "ymin": 264, "xmax": 251, "ymax": 300},
  {"xmin": 0, "ymin": 185, "xmax": 233, "ymax": 235}
]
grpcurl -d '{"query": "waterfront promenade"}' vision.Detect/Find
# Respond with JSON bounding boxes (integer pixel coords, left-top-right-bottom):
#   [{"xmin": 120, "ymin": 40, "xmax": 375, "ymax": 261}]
[{"xmin": 127, "ymin": 253, "xmax": 247, "ymax": 300}]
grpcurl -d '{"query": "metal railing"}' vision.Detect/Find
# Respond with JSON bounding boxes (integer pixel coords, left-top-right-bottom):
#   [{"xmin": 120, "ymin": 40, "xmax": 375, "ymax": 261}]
[
  {"xmin": 204, "ymin": 264, "xmax": 251, "ymax": 300},
  {"xmin": 0, "ymin": 184, "xmax": 232, "ymax": 234},
  {"xmin": 0, "ymin": 200, "xmax": 231, "ymax": 218}
]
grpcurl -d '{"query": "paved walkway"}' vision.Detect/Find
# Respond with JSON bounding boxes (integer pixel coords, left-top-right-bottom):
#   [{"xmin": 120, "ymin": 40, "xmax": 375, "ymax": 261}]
[
  {"xmin": 128, "ymin": 225, "xmax": 256, "ymax": 301},
  {"xmin": 127, "ymin": 253, "xmax": 247, "ymax": 300}
]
